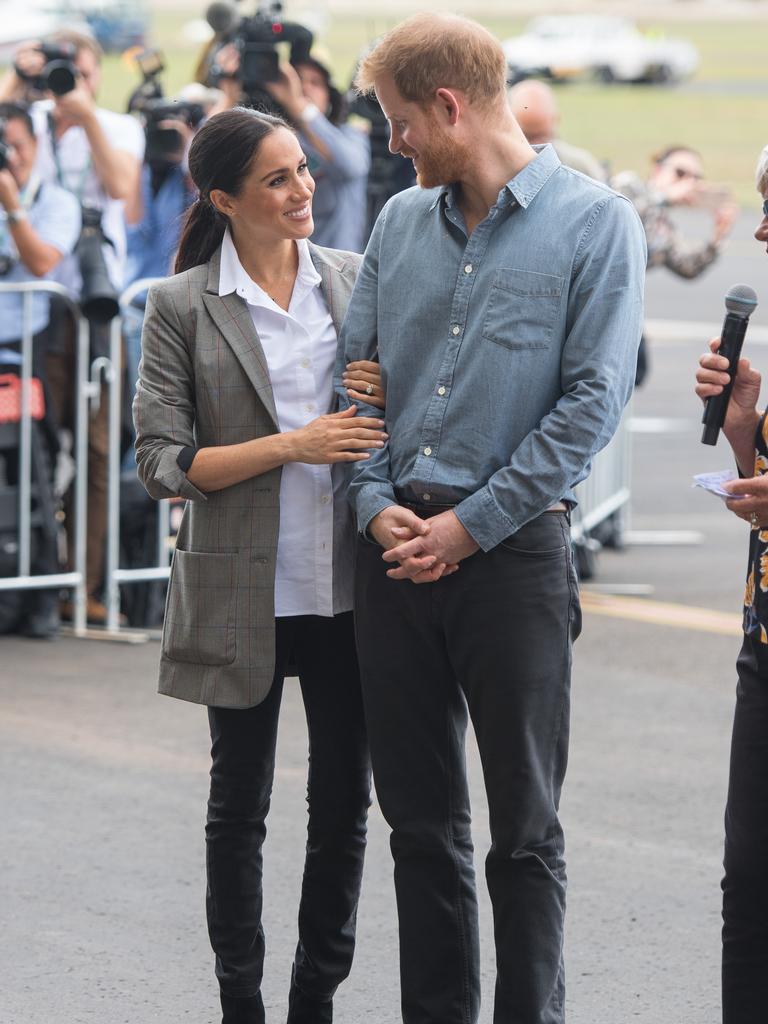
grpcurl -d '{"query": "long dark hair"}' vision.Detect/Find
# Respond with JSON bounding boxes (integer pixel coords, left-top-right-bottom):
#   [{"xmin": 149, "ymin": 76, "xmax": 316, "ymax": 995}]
[{"xmin": 175, "ymin": 107, "xmax": 290, "ymax": 274}]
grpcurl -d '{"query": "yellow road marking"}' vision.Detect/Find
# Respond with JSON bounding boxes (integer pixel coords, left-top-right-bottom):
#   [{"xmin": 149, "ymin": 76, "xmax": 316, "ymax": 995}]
[{"xmin": 581, "ymin": 590, "xmax": 743, "ymax": 637}]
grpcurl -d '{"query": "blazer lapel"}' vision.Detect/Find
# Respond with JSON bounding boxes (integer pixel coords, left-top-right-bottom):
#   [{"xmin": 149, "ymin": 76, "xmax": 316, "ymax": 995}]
[
  {"xmin": 202, "ymin": 248, "xmax": 279, "ymax": 430},
  {"xmin": 310, "ymin": 244, "xmax": 352, "ymax": 336}
]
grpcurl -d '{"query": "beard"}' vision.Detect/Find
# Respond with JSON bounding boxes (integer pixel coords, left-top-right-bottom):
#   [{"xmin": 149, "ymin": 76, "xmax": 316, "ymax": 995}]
[{"xmin": 404, "ymin": 110, "xmax": 471, "ymax": 190}]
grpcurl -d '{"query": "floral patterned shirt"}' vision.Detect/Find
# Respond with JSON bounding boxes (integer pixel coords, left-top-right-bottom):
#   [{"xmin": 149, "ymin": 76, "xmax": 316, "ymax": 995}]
[{"xmin": 743, "ymin": 413, "xmax": 768, "ymax": 642}]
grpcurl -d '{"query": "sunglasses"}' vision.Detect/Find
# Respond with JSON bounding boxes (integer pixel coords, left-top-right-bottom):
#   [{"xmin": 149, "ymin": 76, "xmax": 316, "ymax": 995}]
[
  {"xmin": 763, "ymin": 198, "xmax": 768, "ymax": 217},
  {"xmin": 672, "ymin": 166, "xmax": 703, "ymax": 181}
]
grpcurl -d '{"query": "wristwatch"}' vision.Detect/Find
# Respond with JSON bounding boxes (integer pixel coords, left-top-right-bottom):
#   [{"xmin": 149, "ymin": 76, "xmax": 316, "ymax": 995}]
[{"xmin": 6, "ymin": 208, "xmax": 27, "ymax": 225}]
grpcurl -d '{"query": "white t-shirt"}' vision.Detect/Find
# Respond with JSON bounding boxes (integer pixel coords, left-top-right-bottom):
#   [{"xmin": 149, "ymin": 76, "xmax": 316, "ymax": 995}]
[
  {"xmin": 218, "ymin": 229, "xmax": 352, "ymax": 618},
  {"xmin": 31, "ymin": 100, "xmax": 145, "ymax": 294}
]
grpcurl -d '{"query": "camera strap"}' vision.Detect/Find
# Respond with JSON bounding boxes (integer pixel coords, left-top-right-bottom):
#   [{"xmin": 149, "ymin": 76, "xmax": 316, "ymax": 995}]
[{"xmin": 47, "ymin": 111, "xmax": 92, "ymax": 200}]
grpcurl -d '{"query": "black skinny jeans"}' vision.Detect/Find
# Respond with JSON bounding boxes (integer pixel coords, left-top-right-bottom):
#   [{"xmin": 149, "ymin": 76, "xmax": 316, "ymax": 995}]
[
  {"xmin": 206, "ymin": 612, "xmax": 371, "ymax": 1024},
  {"xmin": 722, "ymin": 633, "xmax": 768, "ymax": 1023},
  {"xmin": 355, "ymin": 512, "xmax": 581, "ymax": 1024}
]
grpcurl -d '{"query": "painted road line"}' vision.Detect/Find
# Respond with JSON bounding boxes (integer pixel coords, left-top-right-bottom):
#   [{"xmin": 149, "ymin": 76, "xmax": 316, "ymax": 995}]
[
  {"xmin": 646, "ymin": 318, "xmax": 768, "ymax": 345},
  {"xmin": 581, "ymin": 590, "xmax": 743, "ymax": 637},
  {"xmin": 628, "ymin": 416, "xmax": 700, "ymax": 433}
]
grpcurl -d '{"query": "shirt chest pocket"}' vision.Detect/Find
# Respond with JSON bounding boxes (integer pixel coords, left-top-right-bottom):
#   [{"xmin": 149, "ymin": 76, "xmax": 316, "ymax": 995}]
[{"xmin": 481, "ymin": 268, "xmax": 564, "ymax": 351}]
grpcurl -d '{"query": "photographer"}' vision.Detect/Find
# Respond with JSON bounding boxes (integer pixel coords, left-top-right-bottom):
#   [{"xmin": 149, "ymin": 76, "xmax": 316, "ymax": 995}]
[
  {"xmin": 211, "ymin": 46, "xmax": 371, "ymax": 252},
  {"xmin": 0, "ymin": 102, "xmax": 81, "ymax": 637},
  {"xmin": 613, "ymin": 144, "xmax": 739, "ymax": 386},
  {"xmin": 3, "ymin": 29, "xmax": 145, "ymax": 623}
]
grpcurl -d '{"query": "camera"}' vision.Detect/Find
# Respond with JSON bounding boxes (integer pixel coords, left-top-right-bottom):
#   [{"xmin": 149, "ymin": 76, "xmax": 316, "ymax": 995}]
[
  {"xmin": 0, "ymin": 120, "xmax": 10, "ymax": 173},
  {"xmin": 205, "ymin": 0, "xmax": 313, "ymax": 112},
  {"xmin": 77, "ymin": 204, "xmax": 119, "ymax": 324},
  {"xmin": 14, "ymin": 42, "xmax": 79, "ymax": 97},
  {"xmin": 126, "ymin": 48, "xmax": 166, "ymax": 115},
  {"xmin": 142, "ymin": 99, "xmax": 205, "ymax": 164}
]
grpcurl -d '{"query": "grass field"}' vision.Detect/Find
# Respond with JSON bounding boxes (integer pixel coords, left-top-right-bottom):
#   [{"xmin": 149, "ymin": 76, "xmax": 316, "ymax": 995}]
[{"xmin": 56, "ymin": 12, "xmax": 768, "ymax": 206}]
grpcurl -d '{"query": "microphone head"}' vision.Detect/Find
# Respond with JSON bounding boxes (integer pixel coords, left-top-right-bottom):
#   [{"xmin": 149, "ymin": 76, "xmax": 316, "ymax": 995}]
[
  {"xmin": 725, "ymin": 284, "xmax": 758, "ymax": 318},
  {"xmin": 206, "ymin": 1, "xmax": 238, "ymax": 34}
]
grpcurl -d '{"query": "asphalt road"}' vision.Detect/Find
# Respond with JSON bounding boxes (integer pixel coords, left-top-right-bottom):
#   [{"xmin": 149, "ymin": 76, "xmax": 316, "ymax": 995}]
[{"xmin": 2, "ymin": 221, "xmax": 765, "ymax": 1023}]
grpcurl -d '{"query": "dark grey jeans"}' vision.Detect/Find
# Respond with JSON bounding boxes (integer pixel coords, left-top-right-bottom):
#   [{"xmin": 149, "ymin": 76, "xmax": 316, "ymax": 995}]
[
  {"xmin": 722, "ymin": 633, "xmax": 768, "ymax": 1023},
  {"xmin": 354, "ymin": 511, "xmax": 581, "ymax": 1024},
  {"xmin": 206, "ymin": 612, "xmax": 371, "ymax": 1024}
]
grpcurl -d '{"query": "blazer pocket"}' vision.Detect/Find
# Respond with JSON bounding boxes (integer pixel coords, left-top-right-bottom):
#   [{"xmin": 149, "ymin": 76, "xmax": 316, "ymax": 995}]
[
  {"xmin": 162, "ymin": 550, "xmax": 238, "ymax": 666},
  {"xmin": 481, "ymin": 268, "xmax": 563, "ymax": 351}
]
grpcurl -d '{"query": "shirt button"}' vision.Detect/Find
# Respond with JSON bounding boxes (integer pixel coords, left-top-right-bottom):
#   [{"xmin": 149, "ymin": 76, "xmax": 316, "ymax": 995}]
[
  {"xmin": 320, "ymin": 494, "xmax": 331, "ymax": 505},
  {"xmin": 423, "ymin": 446, "xmax": 432, "ymax": 456},
  {"xmin": 305, "ymin": 403, "xmax": 315, "ymax": 412},
  {"xmin": 437, "ymin": 386, "xmax": 446, "ymax": 396},
  {"xmin": 451, "ymin": 325, "xmax": 460, "ymax": 336},
  {"xmin": 422, "ymin": 493, "xmax": 431, "ymax": 502},
  {"xmin": 300, "ymin": 358, "xmax": 311, "ymax": 369},
  {"xmin": 464, "ymin": 264, "xmax": 473, "ymax": 274}
]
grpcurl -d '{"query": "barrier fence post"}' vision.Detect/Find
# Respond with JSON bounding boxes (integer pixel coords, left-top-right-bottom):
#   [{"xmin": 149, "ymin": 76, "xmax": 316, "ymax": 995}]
[{"xmin": 106, "ymin": 314, "xmax": 123, "ymax": 633}]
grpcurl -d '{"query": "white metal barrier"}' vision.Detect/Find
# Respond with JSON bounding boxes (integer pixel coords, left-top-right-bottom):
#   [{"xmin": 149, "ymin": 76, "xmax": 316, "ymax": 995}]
[
  {"xmin": 0, "ymin": 281, "xmax": 91, "ymax": 636},
  {"xmin": 571, "ymin": 402, "xmax": 633, "ymax": 545},
  {"xmin": 105, "ymin": 278, "xmax": 169, "ymax": 634}
]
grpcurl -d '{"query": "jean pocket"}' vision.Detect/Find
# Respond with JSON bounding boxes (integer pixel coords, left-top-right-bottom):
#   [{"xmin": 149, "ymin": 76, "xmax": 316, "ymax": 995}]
[
  {"xmin": 481, "ymin": 268, "xmax": 563, "ymax": 351},
  {"xmin": 498, "ymin": 514, "xmax": 568, "ymax": 558},
  {"xmin": 162, "ymin": 550, "xmax": 238, "ymax": 666}
]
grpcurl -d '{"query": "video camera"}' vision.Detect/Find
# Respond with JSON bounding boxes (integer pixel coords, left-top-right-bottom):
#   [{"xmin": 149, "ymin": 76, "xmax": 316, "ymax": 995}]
[
  {"xmin": 14, "ymin": 42, "xmax": 78, "ymax": 97},
  {"xmin": 205, "ymin": 0, "xmax": 313, "ymax": 112}
]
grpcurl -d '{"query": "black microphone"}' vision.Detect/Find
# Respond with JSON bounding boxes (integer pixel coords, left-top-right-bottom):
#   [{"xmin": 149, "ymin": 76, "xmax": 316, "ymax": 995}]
[
  {"xmin": 206, "ymin": 1, "xmax": 238, "ymax": 35},
  {"xmin": 702, "ymin": 284, "xmax": 759, "ymax": 446}
]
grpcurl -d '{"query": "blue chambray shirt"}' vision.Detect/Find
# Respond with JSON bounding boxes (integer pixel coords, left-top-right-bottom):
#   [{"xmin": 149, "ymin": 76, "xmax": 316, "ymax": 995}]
[{"xmin": 337, "ymin": 145, "xmax": 646, "ymax": 552}]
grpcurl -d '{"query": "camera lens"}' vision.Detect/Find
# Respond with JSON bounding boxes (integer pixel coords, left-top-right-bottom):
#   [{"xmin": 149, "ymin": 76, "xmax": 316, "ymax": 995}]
[{"xmin": 45, "ymin": 61, "xmax": 77, "ymax": 96}]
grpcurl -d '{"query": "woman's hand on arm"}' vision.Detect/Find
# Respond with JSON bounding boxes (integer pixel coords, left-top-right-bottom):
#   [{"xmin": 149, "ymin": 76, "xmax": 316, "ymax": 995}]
[
  {"xmin": 186, "ymin": 406, "xmax": 387, "ymax": 492},
  {"xmin": 696, "ymin": 336, "xmax": 762, "ymax": 476},
  {"xmin": 342, "ymin": 359, "xmax": 385, "ymax": 410}
]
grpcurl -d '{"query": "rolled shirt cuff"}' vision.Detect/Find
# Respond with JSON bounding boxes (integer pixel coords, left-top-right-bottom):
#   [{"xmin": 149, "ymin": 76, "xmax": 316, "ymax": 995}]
[{"xmin": 454, "ymin": 486, "xmax": 516, "ymax": 552}]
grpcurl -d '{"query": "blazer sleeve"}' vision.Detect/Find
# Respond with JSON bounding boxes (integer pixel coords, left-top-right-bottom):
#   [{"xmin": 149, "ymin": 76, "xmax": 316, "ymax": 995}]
[{"xmin": 132, "ymin": 282, "xmax": 208, "ymax": 503}]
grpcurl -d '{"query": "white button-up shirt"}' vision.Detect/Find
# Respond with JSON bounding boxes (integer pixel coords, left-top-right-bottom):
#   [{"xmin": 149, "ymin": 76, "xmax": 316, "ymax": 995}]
[{"xmin": 219, "ymin": 229, "xmax": 351, "ymax": 617}]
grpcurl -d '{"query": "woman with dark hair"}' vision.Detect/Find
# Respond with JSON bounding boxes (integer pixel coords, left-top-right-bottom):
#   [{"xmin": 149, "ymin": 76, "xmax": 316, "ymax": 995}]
[
  {"xmin": 695, "ymin": 144, "xmax": 768, "ymax": 1024},
  {"xmin": 209, "ymin": 48, "xmax": 371, "ymax": 252},
  {"xmin": 133, "ymin": 106, "xmax": 386, "ymax": 1024}
]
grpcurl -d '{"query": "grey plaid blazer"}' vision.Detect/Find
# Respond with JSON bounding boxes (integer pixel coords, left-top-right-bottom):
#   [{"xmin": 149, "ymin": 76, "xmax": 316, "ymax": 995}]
[{"xmin": 133, "ymin": 242, "xmax": 362, "ymax": 708}]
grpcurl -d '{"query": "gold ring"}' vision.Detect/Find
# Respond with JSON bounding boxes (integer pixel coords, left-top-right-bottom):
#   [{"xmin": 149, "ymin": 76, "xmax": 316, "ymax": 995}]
[{"xmin": 365, "ymin": 383, "xmax": 374, "ymax": 395}]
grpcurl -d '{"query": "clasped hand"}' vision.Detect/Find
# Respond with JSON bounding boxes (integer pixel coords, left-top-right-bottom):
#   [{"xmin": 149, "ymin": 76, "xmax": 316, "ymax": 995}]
[{"xmin": 370, "ymin": 506, "xmax": 479, "ymax": 584}]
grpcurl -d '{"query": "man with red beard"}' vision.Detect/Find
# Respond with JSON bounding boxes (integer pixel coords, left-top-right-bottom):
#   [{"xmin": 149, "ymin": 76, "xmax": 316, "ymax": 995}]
[{"xmin": 338, "ymin": 14, "xmax": 646, "ymax": 1024}]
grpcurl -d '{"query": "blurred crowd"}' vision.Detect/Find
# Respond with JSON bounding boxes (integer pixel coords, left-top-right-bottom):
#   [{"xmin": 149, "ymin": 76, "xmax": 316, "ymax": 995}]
[{"xmin": 0, "ymin": 21, "xmax": 740, "ymax": 638}]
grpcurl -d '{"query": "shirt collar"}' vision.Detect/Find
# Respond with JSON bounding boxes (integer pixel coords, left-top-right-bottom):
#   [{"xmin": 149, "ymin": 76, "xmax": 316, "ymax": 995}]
[
  {"xmin": 429, "ymin": 143, "xmax": 562, "ymax": 215},
  {"xmin": 218, "ymin": 229, "xmax": 321, "ymax": 309}
]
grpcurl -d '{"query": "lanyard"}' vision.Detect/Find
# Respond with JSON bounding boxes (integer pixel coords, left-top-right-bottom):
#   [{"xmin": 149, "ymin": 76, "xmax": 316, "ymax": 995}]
[{"xmin": 47, "ymin": 111, "xmax": 92, "ymax": 200}]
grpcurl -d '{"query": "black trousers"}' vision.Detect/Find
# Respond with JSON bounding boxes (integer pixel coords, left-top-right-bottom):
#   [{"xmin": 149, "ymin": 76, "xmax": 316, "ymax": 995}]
[
  {"xmin": 722, "ymin": 633, "xmax": 768, "ymax": 1022},
  {"xmin": 206, "ymin": 612, "xmax": 371, "ymax": 1024},
  {"xmin": 354, "ymin": 512, "xmax": 581, "ymax": 1024}
]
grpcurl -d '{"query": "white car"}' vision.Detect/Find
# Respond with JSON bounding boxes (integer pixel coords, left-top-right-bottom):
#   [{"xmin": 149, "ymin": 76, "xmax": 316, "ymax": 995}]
[{"xmin": 503, "ymin": 16, "xmax": 699, "ymax": 85}]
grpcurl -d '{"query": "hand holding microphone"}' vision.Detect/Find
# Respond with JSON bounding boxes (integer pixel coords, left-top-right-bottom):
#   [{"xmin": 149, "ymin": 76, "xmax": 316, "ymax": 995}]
[{"xmin": 700, "ymin": 285, "xmax": 759, "ymax": 445}]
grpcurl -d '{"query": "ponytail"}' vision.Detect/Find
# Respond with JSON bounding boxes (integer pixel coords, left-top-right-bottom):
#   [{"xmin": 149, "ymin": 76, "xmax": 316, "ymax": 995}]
[{"xmin": 175, "ymin": 198, "xmax": 226, "ymax": 275}]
